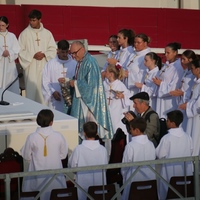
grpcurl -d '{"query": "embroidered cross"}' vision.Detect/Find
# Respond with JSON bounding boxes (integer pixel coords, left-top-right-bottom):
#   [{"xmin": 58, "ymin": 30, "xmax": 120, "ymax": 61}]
[
  {"xmin": 107, "ymin": 96, "xmax": 112, "ymax": 105},
  {"xmin": 35, "ymin": 33, "xmax": 40, "ymax": 46},
  {"xmin": 61, "ymin": 64, "xmax": 67, "ymax": 77}
]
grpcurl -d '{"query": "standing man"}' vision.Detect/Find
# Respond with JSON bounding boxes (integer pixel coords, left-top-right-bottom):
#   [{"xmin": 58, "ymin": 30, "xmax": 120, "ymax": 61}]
[
  {"xmin": 69, "ymin": 41, "xmax": 114, "ymax": 140},
  {"xmin": 42, "ymin": 40, "xmax": 77, "ymax": 113},
  {"xmin": 18, "ymin": 9, "xmax": 57, "ymax": 104}
]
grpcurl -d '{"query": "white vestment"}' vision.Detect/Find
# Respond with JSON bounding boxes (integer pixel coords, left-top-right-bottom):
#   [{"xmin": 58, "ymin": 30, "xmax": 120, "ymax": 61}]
[
  {"xmin": 68, "ymin": 140, "xmax": 108, "ymax": 200},
  {"xmin": 141, "ymin": 67, "xmax": 159, "ymax": 111},
  {"xmin": 102, "ymin": 50, "xmax": 120, "ymax": 71},
  {"xmin": 103, "ymin": 79, "xmax": 131, "ymax": 140},
  {"xmin": 116, "ymin": 46, "xmax": 134, "ymax": 70},
  {"xmin": 127, "ymin": 47, "xmax": 151, "ymax": 94},
  {"xmin": 178, "ymin": 69, "xmax": 195, "ymax": 131},
  {"xmin": 42, "ymin": 55, "xmax": 76, "ymax": 113},
  {"xmin": 20, "ymin": 126, "xmax": 68, "ymax": 200},
  {"xmin": 156, "ymin": 60, "xmax": 183, "ymax": 118},
  {"xmin": 18, "ymin": 23, "xmax": 57, "ymax": 104},
  {"xmin": 121, "ymin": 135, "xmax": 156, "ymax": 200},
  {"xmin": 186, "ymin": 78, "xmax": 200, "ymax": 156},
  {"xmin": 156, "ymin": 127, "xmax": 193, "ymax": 200},
  {"xmin": 0, "ymin": 31, "xmax": 20, "ymax": 94}
]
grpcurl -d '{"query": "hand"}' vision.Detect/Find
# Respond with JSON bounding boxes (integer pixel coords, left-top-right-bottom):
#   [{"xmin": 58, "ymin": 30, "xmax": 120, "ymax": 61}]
[
  {"xmin": 70, "ymin": 80, "xmax": 75, "ymax": 87},
  {"xmin": 123, "ymin": 112, "xmax": 134, "ymax": 122},
  {"xmin": 115, "ymin": 91, "xmax": 124, "ymax": 99},
  {"xmin": 107, "ymin": 58, "xmax": 117, "ymax": 65},
  {"xmin": 58, "ymin": 77, "xmax": 66, "ymax": 84},
  {"xmin": 135, "ymin": 82, "xmax": 143, "ymax": 89},
  {"xmin": 52, "ymin": 91, "xmax": 61, "ymax": 101},
  {"xmin": 178, "ymin": 102, "xmax": 187, "ymax": 110},
  {"xmin": 2, "ymin": 50, "xmax": 9, "ymax": 57},
  {"xmin": 152, "ymin": 76, "xmax": 161, "ymax": 86},
  {"xmin": 170, "ymin": 89, "xmax": 184, "ymax": 96},
  {"xmin": 34, "ymin": 51, "xmax": 45, "ymax": 60}
]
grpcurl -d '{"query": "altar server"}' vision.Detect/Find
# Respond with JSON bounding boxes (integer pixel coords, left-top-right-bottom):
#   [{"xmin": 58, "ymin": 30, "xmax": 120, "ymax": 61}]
[
  {"xmin": 68, "ymin": 121, "xmax": 108, "ymax": 200},
  {"xmin": 21, "ymin": 109, "xmax": 68, "ymax": 200},
  {"xmin": 0, "ymin": 16, "xmax": 20, "ymax": 94}
]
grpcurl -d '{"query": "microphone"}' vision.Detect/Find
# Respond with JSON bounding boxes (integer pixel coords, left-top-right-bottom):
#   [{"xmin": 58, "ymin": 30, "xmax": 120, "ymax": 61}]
[{"xmin": 0, "ymin": 73, "xmax": 23, "ymax": 106}]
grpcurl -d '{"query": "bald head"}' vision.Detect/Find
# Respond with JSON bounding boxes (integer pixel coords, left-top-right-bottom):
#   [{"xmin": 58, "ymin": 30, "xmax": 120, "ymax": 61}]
[{"xmin": 70, "ymin": 41, "xmax": 85, "ymax": 61}]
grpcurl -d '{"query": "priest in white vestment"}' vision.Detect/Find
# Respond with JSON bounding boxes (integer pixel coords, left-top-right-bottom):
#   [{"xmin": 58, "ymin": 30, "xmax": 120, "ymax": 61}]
[
  {"xmin": 0, "ymin": 16, "xmax": 20, "ymax": 94},
  {"xmin": 18, "ymin": 10, "xmax": 56, "ymax": 104},
  {"xmin": 42, "ymin": 40, "xmax": 76, "ymax": 113}
]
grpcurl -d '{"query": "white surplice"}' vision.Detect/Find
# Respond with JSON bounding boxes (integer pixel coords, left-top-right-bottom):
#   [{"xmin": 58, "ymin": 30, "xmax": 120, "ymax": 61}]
[
  {"xmin": 102, "ymin": 50, "xmax": 120, "ymax": 71},
  {"xmin": 156, "ymin": 127, "xmax": 193, "ymax": 200},
  {"xmin": 156, "ymin": 59, "xmax": 183, "ymax": 118},
  {"xmin": 127, "ymin": 47, "xmax": 151, "ymax": 95},
  {"xmin": 121, "ymin": 134, "xmax": 156, "ymax": 200},
  {"xmin": 186, "ymin": 78, "xmax": 200, "ymax": 156},
  {"xmin": 103, "ymin": 79, "xmax": 131, "ymax": 137},
  {"xmin": 141, "ymin": 66, "xmax": 159, "ymax": 111},
  {"xmin": 42, "ymin": 55, "xmax": 77, "ymax": 113},
  {"xmin": 20, "ymin": 126, "xmax": 68, "ymax": 200},
  {"xmin": 18, "ymin": 23, "xmax": 57, "ymax": 104},
  {"xmin": 68, "ymin": 140, "xmax": 108, "ymax": 200},
  {"xmin": 178, "ymin": 69, "xmax": 195, "ymax": 131},
  {"xmin": 0, "ymin": 31, "xmax": 20, "ymax": 94}
]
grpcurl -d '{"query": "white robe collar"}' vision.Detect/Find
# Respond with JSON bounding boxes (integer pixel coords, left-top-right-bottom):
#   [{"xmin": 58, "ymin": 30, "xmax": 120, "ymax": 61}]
[
  {"xmin": 82, "ymin": 140, "xmax": 100, "ymax": 150},
  {"xmin": 131, "ymin": 134, "xmax": 149, "ymax": 144},
  {"xmin": 36, "ymin": 126, "xmax": 53, "ymax": 136},
  {"xmin": 168, "ymin": 127, "xmax": 185, "ymax": 137}
]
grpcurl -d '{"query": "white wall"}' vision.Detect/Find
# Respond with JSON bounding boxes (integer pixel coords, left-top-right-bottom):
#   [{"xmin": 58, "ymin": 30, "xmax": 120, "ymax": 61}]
[{"xmin": 0, "ymin": 0, "xmax": 200, "ymax": 9}]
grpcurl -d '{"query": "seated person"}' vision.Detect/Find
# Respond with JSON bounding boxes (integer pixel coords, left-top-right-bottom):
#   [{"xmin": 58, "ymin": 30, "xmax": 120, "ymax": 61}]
[{"xmin": 124, "ymin": 92, "xmax": 160, "ymax": 147}]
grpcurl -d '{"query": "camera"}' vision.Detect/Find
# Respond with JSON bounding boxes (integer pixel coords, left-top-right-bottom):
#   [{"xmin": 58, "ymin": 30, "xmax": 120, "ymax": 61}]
[{"xmin": 121, "ymin": 111, "xmax": 136, "ymax": 124}]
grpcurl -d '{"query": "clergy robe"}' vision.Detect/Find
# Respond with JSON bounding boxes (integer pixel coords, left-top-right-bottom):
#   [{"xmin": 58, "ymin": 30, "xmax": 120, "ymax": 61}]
[
  {"xmin": 178, "ymin": 69, "xmax": 195, "ymax": 131},
  {"xmin": 102, "ymin": 50, "xmax": 120, "ymax": 72},
  {"xmin": 68, "ymin": 140, "xmax": 108, "ymax": 200},
  {"xmin": 186, "ymin": 78, "xmax": 200, "ymax": 156},
  {"xmin": 103, "ymin": 79, "xmax": 131, "ymax": 140},
  {"xmin": 18, "ymin": 23, "xmax": 57, "ymax": 104},
  {"xmin": 20, "ymin": 126, "xmax": 68, "ymax": 200},
  {"xmin": 42, "ymin": 55, "xmax": 76, "ymax": 113},
  {"xmin": 156, "ymin": 127, "xmax": 193, "ymax": 200},
  {"xmin": 156, "ymin": 60, "xmax": 182, "ymax": 118},
  {"xmin": 127, "ymin": 47, "xmax": 151, "ymax": 95},
  {"xmin": 0, "ymin": 31, "xmax": 20, "ymax": 94},
  {"xmin": 141, "ymin": 67, "xmax": 159, "ymax": 111},
  {"xmin": 121, "ymin": 134, "xmax": 156, "ymax": 200},
  {"xmin": 70, "ymin": 52, "xmax": 114, "ymax": 139}
]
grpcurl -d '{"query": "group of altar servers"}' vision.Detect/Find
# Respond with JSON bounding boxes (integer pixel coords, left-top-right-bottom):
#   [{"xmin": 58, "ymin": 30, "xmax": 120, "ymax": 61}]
[{"xmin": 1, "ymin": 9, "xmax": 200, "ymax": 200}]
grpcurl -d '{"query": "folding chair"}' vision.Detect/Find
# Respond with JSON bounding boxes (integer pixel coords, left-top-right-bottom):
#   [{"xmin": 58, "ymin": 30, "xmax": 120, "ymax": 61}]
[
  {"xmin": 166, "ymin": 175, "xmax": 194, "ymax": 199},
  {"xmin": 50, "ymin": 187, "xmax": 78, "ymax": 200},
  {"xmin": 87, "ymin": 183, "xmax": 117, "ymax": 200},
  {"xmin": 128, "ymin": 180, "xmax": 158, "ymax": 200},
  {"xmin": 106, "ymin": 128, "xmax": 126, "ymax": 185}
]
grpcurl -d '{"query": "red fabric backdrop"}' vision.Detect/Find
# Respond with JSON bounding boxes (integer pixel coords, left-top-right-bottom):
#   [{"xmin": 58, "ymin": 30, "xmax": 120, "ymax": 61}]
[{"xmin": 1, "ymin": 4, "xmax": 200, "ymax": 49}]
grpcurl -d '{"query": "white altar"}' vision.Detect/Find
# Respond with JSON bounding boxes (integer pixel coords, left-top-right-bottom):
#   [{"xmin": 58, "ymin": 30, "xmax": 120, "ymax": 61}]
[{"xmin": 0, "ymin": 89, "xmax": 78, "ymax": 155}]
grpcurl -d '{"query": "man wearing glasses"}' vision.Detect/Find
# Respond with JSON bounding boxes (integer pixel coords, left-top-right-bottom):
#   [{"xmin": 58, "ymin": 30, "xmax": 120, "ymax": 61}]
[{"xmin": 69, "ymin": 41, "xmax": 114, "ymax": 141}]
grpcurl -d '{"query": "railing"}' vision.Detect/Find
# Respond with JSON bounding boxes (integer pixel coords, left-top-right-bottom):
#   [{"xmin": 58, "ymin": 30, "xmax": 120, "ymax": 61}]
[{"xmin": 0, "ymin": 156, "xmax": 199, "ymax": 200}]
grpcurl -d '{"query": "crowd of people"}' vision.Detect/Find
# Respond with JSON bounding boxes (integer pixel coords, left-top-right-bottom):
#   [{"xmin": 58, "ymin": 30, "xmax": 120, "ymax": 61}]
[{"xmin": 1, "ymin": 8, "xmax": 200, "ymax": 200}]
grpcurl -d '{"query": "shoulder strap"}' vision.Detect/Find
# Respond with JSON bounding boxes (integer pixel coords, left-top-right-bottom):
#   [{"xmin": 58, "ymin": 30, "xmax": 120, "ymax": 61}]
[{"xmin": 144, "ymin": 110, "xmax": 157, "ymax": 123}]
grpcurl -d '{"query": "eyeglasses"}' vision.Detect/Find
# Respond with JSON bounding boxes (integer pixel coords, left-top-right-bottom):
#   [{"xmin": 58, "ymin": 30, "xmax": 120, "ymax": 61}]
[{"xmin": 70, "ymin": 47, "xmax": 82, "ymax": 55}]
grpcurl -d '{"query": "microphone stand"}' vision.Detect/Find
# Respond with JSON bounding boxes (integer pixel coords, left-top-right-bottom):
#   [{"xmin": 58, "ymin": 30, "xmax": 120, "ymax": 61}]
[{"xmin": 0, "ymin": 73, "xmax": 23, "ymax": 106}]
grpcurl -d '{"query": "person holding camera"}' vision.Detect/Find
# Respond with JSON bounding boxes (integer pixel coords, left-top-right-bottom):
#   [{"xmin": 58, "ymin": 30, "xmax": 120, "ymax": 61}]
[{"xmin": 124, "ymin": 92, "xmax": 160, "ymax": 147}]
